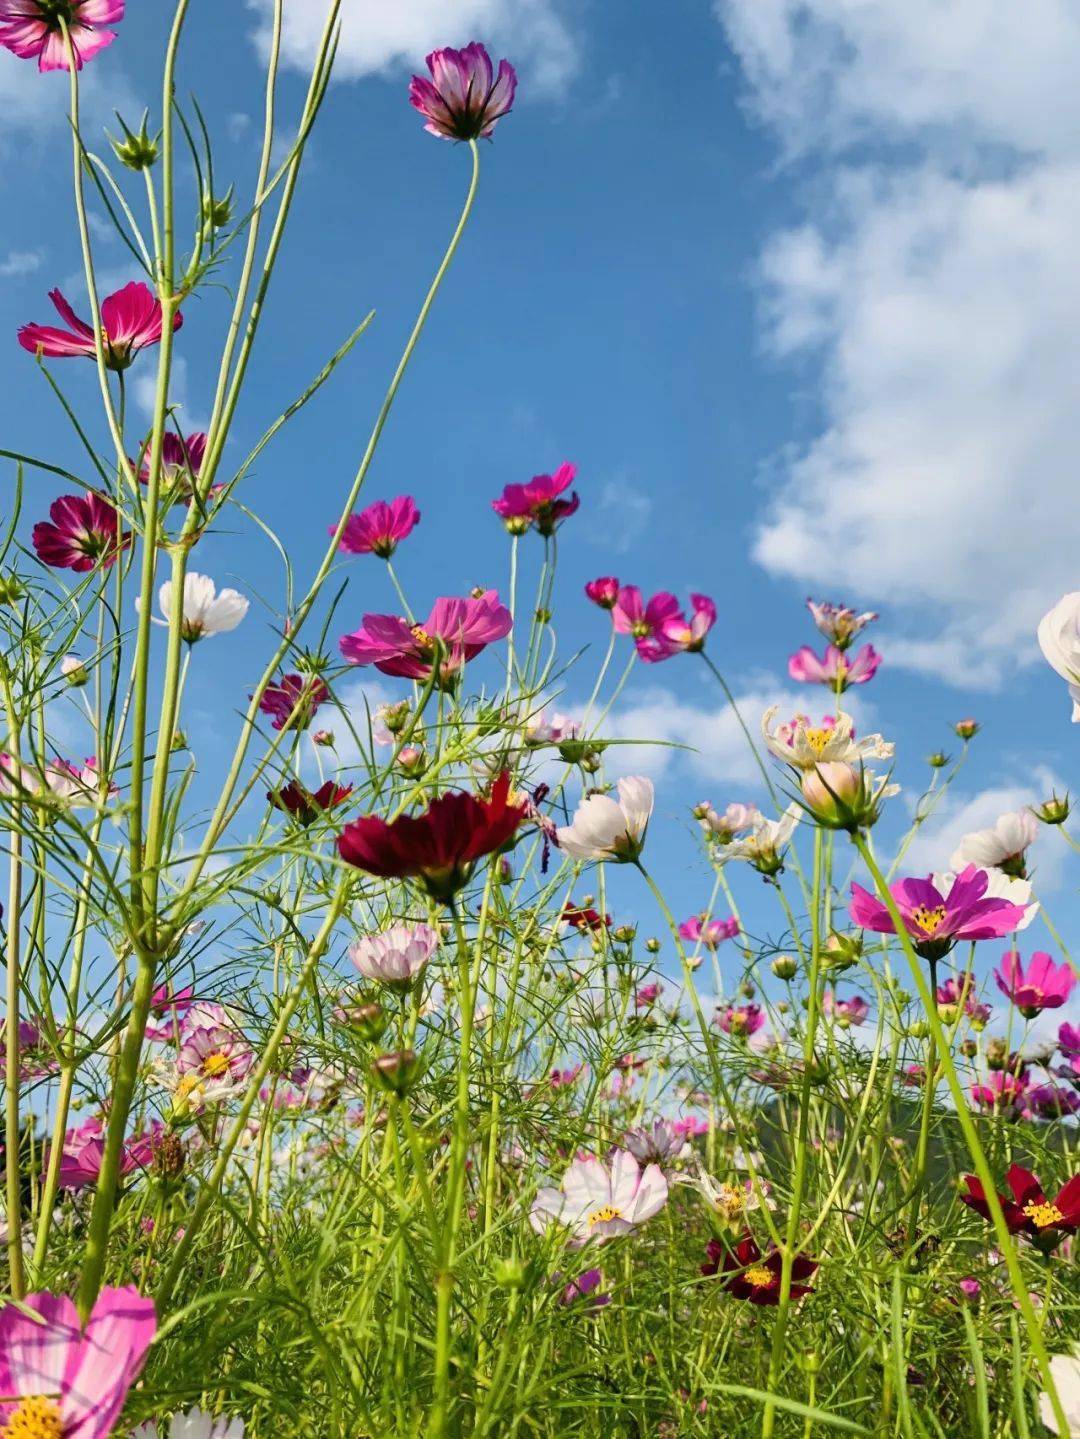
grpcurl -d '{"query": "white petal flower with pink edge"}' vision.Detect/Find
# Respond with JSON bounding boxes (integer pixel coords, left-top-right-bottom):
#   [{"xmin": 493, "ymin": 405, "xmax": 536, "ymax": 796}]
[
  {"xmin": 530, "ymin": 1148, "xmax": 668, "ymax": 1246},
  {"xmin": 133, "ymin": 1409, "xmax": 246, "ymax": 1439},
  {"xmin": 1038, "ymin": 592, "xmax": 1080, "ymax": 722},
  {"xmin": 349, "ymin": 922, "xmax": 439, "ymax": 985},
  {"xmin": 556, "ymin": 776, "xmax": 654, "ymax": 862},
  {"xmin": 949, "ymin": 808, "xmax": 1039, "ymax": 875},
  {"xmin": 761, "ymin": 706, "xmax": 893, "ymax": 770}
]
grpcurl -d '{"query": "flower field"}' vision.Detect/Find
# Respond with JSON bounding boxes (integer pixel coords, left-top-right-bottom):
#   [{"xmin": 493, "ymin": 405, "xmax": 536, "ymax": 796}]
[{"xmin": 2, "ymin": 4, "xmax": 1080, "ymax": 1436}]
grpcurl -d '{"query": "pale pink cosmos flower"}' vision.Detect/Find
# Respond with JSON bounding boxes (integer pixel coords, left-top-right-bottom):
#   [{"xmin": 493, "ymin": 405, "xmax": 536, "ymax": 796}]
[
  {"xmin": 1037, "ymin": 591, "xmax": 1080, "ymax": 723},
  {"xmin": 492, "ymin": 462, "xmax": 579, "ymax": 536},
  {"xmin": 348, "ymin": 922, "xmax": 439, "ymax": 987},
  {"xmin": 19, "ymin": 282, "xmax": 181, "ymax": 369},
  {"xmin": 624, "ymin": 1119, "xmax": 686, "ymax": 1166},
  {"xmin": 678, "ymin": 914, "xmax": 739, "ymax": 949},
  {"xmin": 761, "ymin": 707, "xmax": 893, "ymax": 770},
  {"xmin": 0, "ymin": 1285, "xmax": 155, "ymax": 1438},
  {"xmin": 0, "ymin": 0, "xmax": 123, "ymax": 70},
  {"xmin": 557, "ymin": 776, "xmax": 654, "ymax": 863},
  {"xmin": 530, "ymin": 1149, "xmax": 668, "ymax": 1246},
  {"xmin": 0, "ymin": 753, "xmax": 114, "ymax": 807},
  {"xmin": 699, "ymin": 800, "xmax": 761, "ymax": 841},
  {"xmin": 788, "ymin": 642, "xmax": 881, "ymax": 691},
  {"xmin": 132, "ymin": 1408, "xmax": 246, "ymax": 1439},
  {"xmin": 822, "ymin": 992, "xmax": 869, "ymax": 1028},
  {"xmin": 339, "ymin": 591, "xmax": 512, "ymax": 688},
  {"xmin": 994, "ymin": 950, "xmax": 1075, "ymax": 1018},
  {"xmin": 140, "ymin": 572, "xmax": 248, "ymax": 642},
  {"xmin": 849, "ymin": 865, "xmax": 1031, "ymax": 960},
  {"xmin": 333, "ymin": 496, "xmax": 420, "ymax": 558},
  {"xmin": 409, "ymin": 42, "xmax": 516, "ymax": 141},
  {"xmin": 175, "ymin": 1013, "xmax": 253, "ymax": 1107},
  {"xmin": 970, "ymin": 1070, "xmax": 1028, "ymax": 1115},
  {"xmin": 32, "ymin": 491, "xmax": 130, "ymax": 571},
  {"xmin": 806, "ymin": 599, "xmax": 878, "ymax": 650}
]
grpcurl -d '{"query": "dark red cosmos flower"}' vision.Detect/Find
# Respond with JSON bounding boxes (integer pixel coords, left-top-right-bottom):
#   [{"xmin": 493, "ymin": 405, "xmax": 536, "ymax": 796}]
[
  {"xmin": 337, "ymin": 771, "xmax": 526, "ymax": 901},
  {"xmin": 701, "ymin": 1234, "xmax": 817, "ymax": 1306},
  {"xmin": 32, "ymin": 491, "xmax": 130, "ymax": 572},
  {"xmin": 268, "ymin": 779, "xmax": 352, "ymax": 827},
  {"xmin": 960, "ymin": 1163, "xmax": 1080, "ymax": 1247},
  {"xmin": 561, "ymin": 902, "xmax": 612, "ymax": 931}
]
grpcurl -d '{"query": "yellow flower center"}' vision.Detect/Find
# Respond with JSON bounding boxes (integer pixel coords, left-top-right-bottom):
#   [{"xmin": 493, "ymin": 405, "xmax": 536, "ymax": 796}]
[
  {"xmin": 911, "ymin": 904, "xmax": 947, "ymax": 936},
  {"xmin": 630, "ymin": 620, "xmax": 650, "ymax": 638},
  {"xmin": 201, "ymin": 1051, "xmax": 230, "ymax": 1079},
  {"xmin": 714, "ymin": 1184, "xmax": 745, "ymax": 1221},
  {"xmin": 2, "ymin": 1396, "xmax": 63, "ymax": 1439},
  {"xmin": 410, "ymin": 624, "xmax": 434, "ymax": 653},
  {"xmin": 587, "ymin": 1204, "xmax": 622, "ymax": 1227},
  {"xmin": 803, "ymin": 727, "xmax": 831, "ymax": 754},
  {"xmin": 743, "ymin": 1264, "xmax": 774, "ymax": 1289},
  {"xmin": 1024, "ymin": 1201, "xmax": 1064, "ymax": 1229}
]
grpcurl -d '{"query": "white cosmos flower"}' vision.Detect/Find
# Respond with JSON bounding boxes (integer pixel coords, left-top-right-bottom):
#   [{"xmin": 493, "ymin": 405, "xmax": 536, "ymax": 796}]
[
  {"xmin": 932, "ymin": 869, "xmax": 1039, "ymax": 931},
  {"xmin": 348, "ymin": 923, "xmax": 439, "ymax": 985},
  {"xmin": 556, "ymin": 775, "xmax": 654, "ymax": 862},
  {"xmin": 949, "ymin": 809, "xmax": 1038, "ymax": 875},
  {"xmin": 1038, "ymin": 592, "xmax": 1080, "ymax": 722},
  {"xmin": 132, "ymin": 1408, "xmax": 245, "ymax": 1439},
  {"xmin": 1039, "ymin": 1349, "xmax": 1080, "ymax": 1436},
  {"xmin": 529, "ymin": 1149, "xmax": 668, "ymax": 1247},
  {"xmin": 720, "ymin": 805, "xmax": 801, "ymax": 871},
  {"xmin": 760, "ymin": 706, "xmax": 893, "ymax": 770},
  {"xmin": 138, "ymin": 572, "xmax": 249, "ymax": 643}
]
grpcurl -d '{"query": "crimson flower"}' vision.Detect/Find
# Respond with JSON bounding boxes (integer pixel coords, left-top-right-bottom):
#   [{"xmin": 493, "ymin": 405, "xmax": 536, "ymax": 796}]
[
  {"xmin": 339, "ymin": 591, "xmax": 512, "ymax": 689},
  {"xmin": 701, "ymin": 1234, "xmax": 816, "ymax": 1305},
  {"xmin": 337, "ymin": 771, "xmax": 526, "ymax": 901},
  {"xmin": 561, "ymin": 902, "xmax": 612, "ymax": 931},
  {"xmin": 268, "ymin": 779, "xmax": 352, "ymax": 826},
  {"xmin": 19, "ymin": 282, "xmax": 182, "ymax": 370},
  {"xmin": 32, "ymin": 491, "xmax": 130, "ymax": 572},
  {"xmin": 258, "ymin": 674, "xmax": 329, "ymax": 732},
  {"xmin": 960, "ymin": 1164, "xmax": 1080, "ymax": 1248},
  {"xmin": 0, "ymin": 0, "xmax": 123, "ymax": 71},
  {"xmin": 333, "ymin": 496, "xmax": 420, "ymax": 558},
  {"xmin": 492, "ymin": 462, "xmax": 579, "ymax": 537},
  {"xmin": 138, "ymin": 431, "xmax": 212, "ymax": 501},
  {"xmin": 409, "ymin": 42, "xmax": 516, "ymax": 141}
]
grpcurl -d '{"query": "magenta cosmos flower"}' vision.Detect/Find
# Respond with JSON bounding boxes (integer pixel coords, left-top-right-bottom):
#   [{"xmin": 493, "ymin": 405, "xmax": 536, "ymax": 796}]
[
  {"xmin": 32, "ymin": 491, "xmax": 130, "ymax": 572},
  {"xmin": 0, "ymin": 1285, "xmax": 155, "ymax": 1438},
  {"xmin": 822, "ymin": 992, "xmax": 869, "ymax": 1028},
  {"xmin": 611, "ymin": 586, "xmax": 682, "ymax": 657},
  {"xmin": 19, "ymin": 282, "xmax": 181, "ymax": 370},
  {"xmin": 138, "ymin": 431, "xmax": 213, "ymax": 503},
  {"xmin": 409, "ymin": 42, "xmax": 516, "ymax": 141},
  {"xmin": 333, "ymin": 495, "xmax": 420, "ymax": 558},
  {"xmin": 788, "ymin": 642, "xmax": 880, "ymax": 691},
  {"xmin": 585, "ymin": 576, "xmax": 619, "ymax": 609},
  {"xmin": 339, "ymin": 590, "xmax": 512, "ymax": 688},
  {"xmin": 492, "ymin": 462, "xmax": 579, "ymax": 537},
  {"xmin": 849, "ymin": 864, "xmax": 1030, "ymax": 960},
  {"xmin": 994, "ymin": 950, "xmax": 1075, "ymax": 1019},
  {"xmin": 53, "ymin": 1115, "xmax": 159, "ymax": 1191},
  {"xmin": 678, "ymin": 914, "xmax": 739, "ymax": 949},
  {"xmin": 0, "ymin": 0, "xmax": 123, "ymax": 71},
  {"xmin": 715, "ymin": 1003, "xmax": 765, "ymax": 1038},
  {"xmin": 258, "ymin": 673, "xmax": 329, "ymax": 732},
  {"xmin": 639, "ymin": 593, "xmax": 717, "ymax": 662}
]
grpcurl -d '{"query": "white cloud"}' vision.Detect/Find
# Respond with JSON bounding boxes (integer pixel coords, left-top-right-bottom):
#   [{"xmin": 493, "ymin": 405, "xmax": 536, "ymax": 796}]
[
  {"xmin": 247, "ymin": 0, "xmax": 578, "ymax": 92},
  {"xmin": 0, "ymin": 249, "xmax": 42, "ymax": 278},
  {"xmin": 716, "ymin": 0, "xmax": 1080, "ymax": 685},
  {"xmin": 131, "ymin": 356, "xmax": 207, "ymax": 431}
]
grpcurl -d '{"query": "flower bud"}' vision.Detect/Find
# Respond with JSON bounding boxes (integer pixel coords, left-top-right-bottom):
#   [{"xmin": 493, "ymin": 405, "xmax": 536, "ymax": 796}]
[
  {"xmin": 170, "ymin": 730, "xmax": 188, "ymax": 752},
  {"xmin": 985, "ymin": 1036, "xmax": 1008, "ymax": 1070},
  {"xmin": 908, "ymin": 1019, "xmax": 930, "ymax": 1040},
  {"xmin": 645, "ymin": 937, "xmax": 661, "ymax": 954},
  {"xmin": 312, "ymin": 729, "xmax": 335, "ymax": 748},
  {"xmin": 151, "ymin": 1130, "xmax": 185, "ymax": 1181},
  {"xmin": 1033, "ymin": 792, "xmax": 1070, "ymax": 825},
  {"xmin": 613, "ymin": 925, "xmax": 636, "ymax": 944},
  {"xmin": 926, "ymin": 751, "xmax": 950, "ymax": 769},
  {"xmin": 953, "ymin": 718, "xmax": 980, "ymax": 740},
  {"xmin": 338, "ymin": 1000, "xmax": 386, "ymax": 1043},
  {"xmin": 492, "ymin": 1256, "xmax": 526, "ymax": 1289},
  {"xmin": 771, "ymin": 954, "xmax": 797, "ymax": 980},
  {"xmin": 502, "ymin": 514, "xmax": 531, "ymax": 536},
  {"xmin": 823, "ymin": 931, "xmax": 862, "ymax": 971},
  {"xmin": 61, "ymin": 654, "xmax": 88, "ymax": 688},
  {"xmin": 201, "ymin": 187, "xmax": 234, "ymax": 230},
  {"xmin": 371, "ymin": 1049, "xmax": 422, "ymax": 1097},
  {"xmin": 959, "ymin": 1039, "xmax": 978, "ymax": 1059},
  {"xmin": 110, "ymin": 111, "xmax": 159, "ymax": 170},
  {"xmin": 396, "ymin": 745, "xmax": 425, "ymax": 775},
  {"xmin": 584, "ymin": 577, "xmax": 620, "ymax": 610},
  {"xmin": 0, "ymin": 574, "xmax": 24, "ymax": 606}
]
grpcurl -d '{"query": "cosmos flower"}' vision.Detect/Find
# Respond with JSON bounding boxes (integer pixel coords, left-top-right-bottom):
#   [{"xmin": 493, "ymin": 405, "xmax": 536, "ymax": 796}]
[
  {"xmin": 699, "ymin": 801, "xmax": 761, "ymax": 842},
  {"xmin": 340, "ymin": 591, "xmax": 512, "ymax": 688},
  {"xmin": 994, "ymin": 950, "xmax": 1075, "ymax": 1018},
  {"xmin": 760, "ymin": 708, "xmax": 893, "ymax": 770},
  {"xmin": 610, "ymin": 587, "xmax": 681, "ymax": 656},
  {"xmin": 935, "ymin": 973, "xmax": 990, "ymax": 1029},
  {"xmin": 132, "ymin": 1409, "xmax": 245, "ymax": 1439},
  {"xmin": 556, "ymin": 1269, "xmax": 611, "ymax": 1311},
  {"xmin": 138, "ymin": 432, "xmax": 208, "ymax": 500},
  {"xmin": 560, "ymin": 902, "xmax": 612, "ymax": 932},
  {"xmin": 333, "ymin": 496, "xmax": 420, "ymax": 558},
  {"xmin": 0, "ymin": 754, "xmax": 114, "ymax": 808},
  {"xmin": 950, "ymin": 809, "xmax": 1038, "ymax": 878},
  {"xmin": 144, "ymin": 983, "xmax": 195, "ymax": 1042},
  {"xmin": 970, "ymin": 1070, "xmax": 1028, "ymax": 1116},
  {"xmin": 718, "ymin": 806, "xmax": 800, "ymax": 875},
  {"xmin": 678, "ymin": 914, "xmax": 739, "ymax": 949},
  {"xmin": 639, "ymin": 593, "xmax": 717, "ymax": 661},
  {"xmin": 267, "ymin": 779, "xmax": 352, "ymax": 827},
  {"xmin": 337, "ymin": 771, "xmax": 526, "ymax": 901},
  {"xmin": 715, "ymin": 1004, "xmax": 765, "ymax": 1039},
  {"xmin": 409, "ymin": 42, "xmax": 516, "ymax": 141},
  {"xmin": 32, "ymin": 491, "xmax": 130, "ymax": 572},
  {"xmin": 1023, "ymin": 1084, "xmax": 1080, "ymax": 1122},
  {"xmin": 624, "ymin": 1120, "xmax": 686, "ymax": 1166},
  {"xmin": 19, "ymin": 282, "xmax": 181, "ymax": 369},
  {"xmin": 1039, "ymin": 1350, "xmax": 1080, "ymax": 1437},
  {"xmin": 258, "ymin": 673, "xmax": 329, "ymax": 732},
  {"xmin": 53, "ymin": 1116, "xmax": 160, "ymax": 1191},
  {"xmin": 822, "ymin": 992, "xmax": 869, "ymax": 1027},
  {"xmin": 140, "ymin": 572, "xmax": 248, "ymax": 643},
  {"xmin": 348, "ymin": 922, "xmax": 439, "ymax": 987},
  {"xmin": 1038, "ymin": 592, "xmax": 1080, "ymax": 722},
  {"xmin": 788, "ymin": 643, "xmax": 881, "ymax": 691},
  {"xmin": 960, "ymin": 1164, "xmax": 1080, "ymax": 1246},
  {"xmin": 798, "ymin": 761, "xmax": 896, "ymax": 831},
  {"xmin": 0, "ymin": 0, "xmax": 123, "ymax": 71},
  {"xmin": 530, "ymin": 1149, "xmax": 668, "ymax": 1247},
  {"xmin": 492, "ymin": 462, "xmax": 579, "ymax": 536},
  {"xmin": 556, "ymin": 776, "xmax": 654, "ymax": 863},
  {"xmin": 635, "ymin": 982, "xmax": 661, "ymax": 1007},
  {"xmin": 701, "ymin": 1234, "xmax": 816, "ymax": 1305},
  {"xmin": 0, "ymin": 1285, "xmax": 155, "ymax": 1438},
  {"xmin": 849, "ymin": 865, "xmax": 1031, "ymax": 960},
  {"xmin": 805, "ymin": 599, "xmax": 877, "ymax": 650},
  {"xmin": 584, "ymin": 576, "xmax": 620, "ymax": 610},
  {"xmin": 175, "ymin": 1016, "xmax": 254, "ymax": 1105}
]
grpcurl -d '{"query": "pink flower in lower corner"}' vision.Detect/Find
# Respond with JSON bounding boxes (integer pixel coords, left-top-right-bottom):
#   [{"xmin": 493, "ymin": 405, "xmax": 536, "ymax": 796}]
[
  {"xmin": 0, "ymin": 0, "xmax": 123, "ymax": 71},
  {"xmin": 410, "ymin": 41, "xmax": 516, "ymax": 142},
  {"xmin": 679, "ymin": 914, "xmax": 739, "ymax": 950},
  {"xmin": 788, "ymin": 642, "xmax": 880, "ymax": 691},
  {"xmin": 493, "ymin": 462, "xmax": 579, "ymax": 537},
  {"xmin": 849, "ymin": 865, "xmax": 1031, "ymax": 960},
  {"xmin": 530, "ymin": 1149, "xmax": 668, "ymax": 1246},
  {"xmin": 333, "ymin": 495, "xmax": 420, "ymax": 558},
  {"xmin": 994, "ymin": 950, "xmax": 1075, "ymax": 1019},
  {"xmin": 32, "ymin": 491, "xmax": 130, "ymax": 572},
  {"xmin": 19, "ymin": 283, "xmax": 181, "ymax": 369},
  {"xmin": 258, "ymin": 673, "xmax": 329, "ymax": 732},
  {"xmin": 339, "ymin": 591, "xmax": 512, "ymax": 688},
  {"xmin": 0, "ymin": 1285, "xmax": 155, "ymax": 1439}
]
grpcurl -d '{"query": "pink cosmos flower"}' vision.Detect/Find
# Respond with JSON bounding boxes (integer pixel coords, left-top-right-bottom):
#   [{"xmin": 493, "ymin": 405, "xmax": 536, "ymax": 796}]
[
  {"xmin": 678, "ymin": 914, "xmax": 739, "ymax": 950},
  {"xmin": 176, "ymin": 1017, "xmax": 254, "ymax": 1099},
  {"xmin": 994, "ymin": 950, "xmax": 1075, "ymax": 1019},
  {"xmin": 0, "ymin": 1018, "xmax": 56, "ymax": 1079},
  {"xmin": 32, "ymin": 491, "xmax": 130, "ymax": 572},
  {"xmin": 971, "ymin": 1070, "xmax": 1028, "ymax": 1116},
  {"xmin": 624, "ymin": 1119, "xmax": 685, "ymax": 1165},
  {"xmin": 530, "ymin": 1149, "xmax": 668, "ymax": 1246},
  {"xmin": 333, "ymin": 495, "xmax": 420, "ymax": 558},
  {"xmin": 54, "ymin": 1115, "xmax": 160, "ymax": 1191},
  {"xmin": 138, "ymin": 432, "xmax": 213, "ymax": 504},
  {"xmin": 822, "ymin": 992, "xmax": 869, "ymax": 1027},
  {"xmin": 805, "ymin": 599, "xmax": 878, "ymax": 650},
  {"xmin": 715, "ymin": 1003, "xmax": 765, "ymax": 1038},
  {"xmin": 672, "ymin": 1114, "xmax": 709, "ymax": 1139},
  {"xmin": 258, "ymin": 673, "xmax": 329, "ymax": 732},
  {"xmin": 1060, "ymin": 1022, "xmax": 1080, "ymax": 1058},
  {"xmin": 339, "ymin": 591, "xmax": 512, "ymax": 687},
  {"xmin": 144, "ymin": 982, "xmax": 195, "ymax": 1041},
  {"xmin": 936, "ymin": 973, "xmax": 991, "ymax": 1028},
  {"xmin": 557, "ymin": 1268, "xmax": 611, "ymax": 1310},
  {"xmin": 849, "ymin": 865, "xmax": 1030, "ymax": 960},
  {"xmin": 634, "ymin": 593, "xmax": 717, "ymax": 662},
  {"xmin": 788, "ymin": 643, "xmax": 881, "ymax": 691},
  {"xmin": 348, "ymin": 922, "xmax": 439, "ymax": 987},
  {"xmin": 0, "ymin": 0, "xmax": 123, "ymax": 71},
  {"xmin": 492, "ymin": 462, "xmax": 579, "ymax": 536},
  {"xmin": 585, "ymin": 576, "xmax": 620, "ymax": 610},
  {"xmin": 1023, "ymin": 1083, "xmax": 1080, "ymax": 1121},
  {"xmin": 409, "ymin": 42, "xmax": 516, "ymax": 141},
  {"xmin": 19, "ymin": 283, "xmax": 181, "ymax": 370},
  {"xmin": 0, "ymin": 1285, "xmax": 155, "ymax": 1439},
  {"xmin": 611, "ymin": 587, "xmax": 681, "ymax": 658},
  {"xmin": 634, "ymin": 982, "xmax": 661, "ymax": 1008}
]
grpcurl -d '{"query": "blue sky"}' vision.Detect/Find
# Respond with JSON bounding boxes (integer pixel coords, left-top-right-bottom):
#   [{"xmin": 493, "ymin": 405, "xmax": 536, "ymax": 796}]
[{"xmin": 1, "ymin": 1, "xmax": 1077, "ymax": 1007}]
